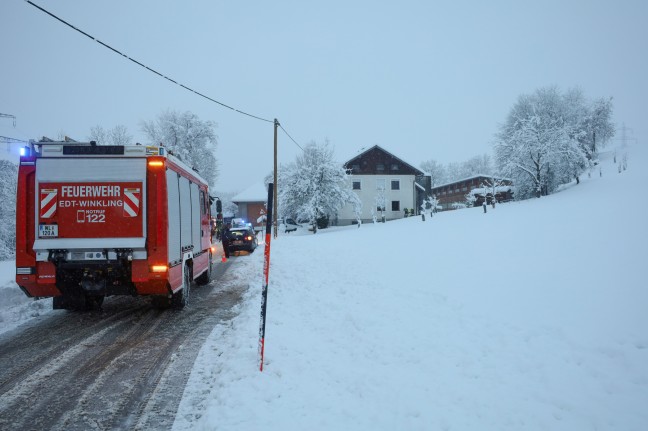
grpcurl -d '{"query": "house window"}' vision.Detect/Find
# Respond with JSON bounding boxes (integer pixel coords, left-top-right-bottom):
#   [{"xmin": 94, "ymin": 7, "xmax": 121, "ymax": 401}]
[
  {"xmin": 376, "ymin": 179, "xmax": 386, "ymax": 190},
  {"xmin": 391, "ymin": 163, "xmax": 399, "ymax": 171},
  {"xmin": 352, "ymin": 181, "xmax": 361, "ymax": 190},
  {"xmin": 462, "ymin": 186, "xmax": 467, "ymax": 192},
  {"xmin": 391, "ymin": 201, "xmax": 400, "ymax": 211},
  {"xmin": 376, "ymin": 205, "xmax": 385, "ymax": 212},
  {"xmin": 391, "ymin": 180, "xmax": 400, "ymax": 190},
  {"xmin": 376, "ymin": 163, "xmax": 385, "ymax": 171}
]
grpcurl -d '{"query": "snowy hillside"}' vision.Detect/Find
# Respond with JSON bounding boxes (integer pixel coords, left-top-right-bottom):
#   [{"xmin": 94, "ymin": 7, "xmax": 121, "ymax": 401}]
[
  {"xmin": 175, "ymin": 144, "xmax": 648, "ymax": 430},
  {"xmin": 1, "ymin": 144, "xmax": 647, "ymax": 430}
]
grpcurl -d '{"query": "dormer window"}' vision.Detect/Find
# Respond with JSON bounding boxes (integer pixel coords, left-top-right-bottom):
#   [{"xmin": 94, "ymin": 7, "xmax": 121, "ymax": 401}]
[{"xmin": 376, "ymin": 163, "xmax": 385, "ymax": 171}]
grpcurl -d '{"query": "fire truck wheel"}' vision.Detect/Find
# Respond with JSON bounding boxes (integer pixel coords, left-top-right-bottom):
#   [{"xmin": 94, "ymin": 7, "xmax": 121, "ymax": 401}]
[
  {"xmin": 196, "ymin": 253, "xmax": 212, "ymax": 285},
  {"xmin": 172, "ymin": 265, "xmax": 191, "ymax": 308}
]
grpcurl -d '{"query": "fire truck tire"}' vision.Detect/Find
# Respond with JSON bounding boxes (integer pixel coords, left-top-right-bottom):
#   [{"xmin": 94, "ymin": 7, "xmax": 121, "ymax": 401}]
[
  {"xmin": 171, "ymin": 265, "xmax": 191, "ymax": 309},
  {"xmin": 195, "ymin": 253, "xmax": 212, "ymax": 286}
]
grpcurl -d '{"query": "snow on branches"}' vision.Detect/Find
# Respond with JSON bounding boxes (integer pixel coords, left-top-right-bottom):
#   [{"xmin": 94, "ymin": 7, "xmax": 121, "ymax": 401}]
[
  {"xmin": 278, "ymin": 140, "xmax": 360, "ymax": 232},
  {"xmin": 0, "ymin": 160, "xmax": 17, "ymax": 259},
  {"xmin": 495, "ymin": 87, "xmax": 614, "ymax": 199}
]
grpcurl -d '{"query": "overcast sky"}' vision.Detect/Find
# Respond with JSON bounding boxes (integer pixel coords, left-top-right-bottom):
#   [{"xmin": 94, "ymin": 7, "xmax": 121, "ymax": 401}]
[{"xmin": 1, "ymin": 0, "xmax": 646, "ymax": 193}]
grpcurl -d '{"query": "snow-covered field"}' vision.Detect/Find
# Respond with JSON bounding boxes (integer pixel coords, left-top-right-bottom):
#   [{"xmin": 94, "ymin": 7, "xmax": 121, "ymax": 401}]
[{"xmin": 1, "ymin": 144, "xmax": 647, "ymax": 430}]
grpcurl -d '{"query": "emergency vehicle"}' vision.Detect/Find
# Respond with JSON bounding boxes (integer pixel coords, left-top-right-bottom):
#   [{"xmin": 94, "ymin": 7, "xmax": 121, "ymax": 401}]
[{"xmin": 15, "ymin": 140, "xmax": 213, "ymax": 309}]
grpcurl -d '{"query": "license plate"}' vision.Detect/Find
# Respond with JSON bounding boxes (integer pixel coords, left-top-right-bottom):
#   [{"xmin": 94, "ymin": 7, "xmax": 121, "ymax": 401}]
[
  {"xmin": 232, "ymin": 240, "xmax": 243, "ymax": 245},
  {"xmin": 39, "ymin": 224, "xmax": 59, "ymax": 238}
]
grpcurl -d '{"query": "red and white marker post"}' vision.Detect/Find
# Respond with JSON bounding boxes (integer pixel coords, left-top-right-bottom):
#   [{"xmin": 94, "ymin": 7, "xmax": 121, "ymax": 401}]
[{"xmin": 258, "ymin": 183, "xmax": 274, "ymax": 371}]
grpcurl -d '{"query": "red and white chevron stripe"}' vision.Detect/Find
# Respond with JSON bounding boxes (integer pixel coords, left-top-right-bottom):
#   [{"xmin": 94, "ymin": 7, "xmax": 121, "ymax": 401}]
[
  {"xmin": 40, "ymin": 188, "xmax": 58, "ymax": 218},
  {"xmin": 123, "ymin": 188, "xmax": 141, "ymax": 217}
]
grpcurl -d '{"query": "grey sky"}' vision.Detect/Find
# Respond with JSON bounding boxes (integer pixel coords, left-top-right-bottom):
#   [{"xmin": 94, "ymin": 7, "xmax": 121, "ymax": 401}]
[{"xmin": 1, "ymin": 0, "xmax": 646, "ymax": 193}]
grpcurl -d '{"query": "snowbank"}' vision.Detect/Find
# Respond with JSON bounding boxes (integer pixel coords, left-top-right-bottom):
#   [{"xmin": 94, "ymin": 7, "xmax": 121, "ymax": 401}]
[{"xmin": 174, "ymin": 144, "xmax": 648, "ymax": 430}]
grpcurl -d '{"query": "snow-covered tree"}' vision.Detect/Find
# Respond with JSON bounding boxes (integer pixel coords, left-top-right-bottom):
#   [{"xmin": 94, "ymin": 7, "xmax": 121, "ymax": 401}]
[
  {"xmin": 141, "ymin": 110, "xmax": 218, "ymax": 187},
  {"xmin": 445, "ymin": 162, "xmax": 463, "ymax": 183},
  {"xmin": 353, "ymin": 204, "xmax": 363, "ymax": 227},
  {"xmin": 211, "ymin": 190, "xmax": 239, "ymax": 218},
  {"xmin": 278, "ymin": 140, "xmax": 360, "ymax": 233},
  {"xmin": 465, "ymin": 191, "xmax": 477, "ymax": 208},
  {"xmin": 475, "ymin": 176, "xmax": 511, "ymax": 206},
  {"xmin": 495, "ymin": 87, "xmax": 603, "ymax": 199},
  {"xmin": 462, "ymin": 154, "xmax": 492, "ymax": 178},
  {"xmin": 428, "ymin": 154, "xmax": 493, "ymax": 184},
  {"xmin": 422, "ymin": 195, "xmax": 439, "ymax": 216},
  {"xmin": 0, "ymin": 160, "xmax": 18, "ymax": 259},
  {"xmin": 88, "ymin": 124, "xmax": 133, "ymax": 146},
  {"xmin": 374, "ymin": 188, "xmax": 386, "ymax": 223},
  {"xmin": 420, "ymin": 159, "xmax": 447, "ymax": 186}
]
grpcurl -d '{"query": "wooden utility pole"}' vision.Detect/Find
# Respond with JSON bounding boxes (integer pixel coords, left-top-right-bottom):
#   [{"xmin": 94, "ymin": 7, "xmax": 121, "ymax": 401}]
[{"xmin": 273, "ymin": 119, "xmax": 279, "ymax": 238}]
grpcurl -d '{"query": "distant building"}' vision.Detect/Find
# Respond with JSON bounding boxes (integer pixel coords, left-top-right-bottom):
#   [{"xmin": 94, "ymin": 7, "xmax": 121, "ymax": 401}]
[
  {"xmin": 337, "ymin": 145, "xmax": 430, "ymax": 225},
  {"xmin": 231, "ymin": 182, "xmax": 267, "ymax": 229},
  {"xmin": 431, "ymin": 175, "xmax": 513, "ymax": 210}
]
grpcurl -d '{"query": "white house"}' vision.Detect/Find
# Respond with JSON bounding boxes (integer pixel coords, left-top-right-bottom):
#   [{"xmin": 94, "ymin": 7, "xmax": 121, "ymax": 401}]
[{"xmin": 337, "ymin": 145, "xmax": 430, "ymax": 225}]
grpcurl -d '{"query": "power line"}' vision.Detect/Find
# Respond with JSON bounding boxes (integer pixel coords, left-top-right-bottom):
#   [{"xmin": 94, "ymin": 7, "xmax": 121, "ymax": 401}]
[
  {"xmin": 0, "ymin": 135, "xmax": 29, "ymax": 143},
  {"xmin": 25, "ymin": 0, "xmax": 273, "ymax": 124},
  {"xmin": 278, "ymin": 123, "xmax": 304, "ymax": 151},
  {"xmin": 0, "ymin": 113, "xmax": 17, "ymax": 127}
]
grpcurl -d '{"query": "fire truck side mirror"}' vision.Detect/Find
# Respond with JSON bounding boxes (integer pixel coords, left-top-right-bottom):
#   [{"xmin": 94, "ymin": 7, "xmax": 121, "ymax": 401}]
[{"xmin": 216, "ymin": 199, "xmax": 222, "ymax": 213}]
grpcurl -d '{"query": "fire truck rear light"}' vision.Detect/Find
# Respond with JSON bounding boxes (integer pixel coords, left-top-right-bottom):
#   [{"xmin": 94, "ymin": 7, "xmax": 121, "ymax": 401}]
[
  {"xmin": 150, "ymin": 265, "xmax": 168, "ymax": 273},
  {"xmin": 148, "ymin": 160, "xmax": 164, "ymax": 167},
  {"xmin": 16, "ymin": 267, "xmax": 35, "ymax": 275}
]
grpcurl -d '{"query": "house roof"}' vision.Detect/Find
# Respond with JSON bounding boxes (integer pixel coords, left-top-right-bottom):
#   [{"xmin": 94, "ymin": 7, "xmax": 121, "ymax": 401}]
[
  {"xmin": 231, "ymin": 182, "xmax": 268, "ymax": 203},
  {"xmin": 344, "ymin": 145, "xmax": 424, "ymax": 176},
  {"xmin": 431, "ymin": 174, "xmax": 512, "ymax": 190}
]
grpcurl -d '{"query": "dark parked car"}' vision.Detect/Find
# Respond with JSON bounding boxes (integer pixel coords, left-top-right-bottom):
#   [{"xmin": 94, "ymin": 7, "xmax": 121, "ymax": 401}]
[{"xmin": 226, "ymin": 227, "xmax": 258, "ymax": 253}]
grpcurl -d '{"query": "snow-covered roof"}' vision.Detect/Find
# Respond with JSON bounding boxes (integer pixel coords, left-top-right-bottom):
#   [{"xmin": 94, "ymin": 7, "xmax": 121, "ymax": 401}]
[
  {"xmin": 231, "ymin": 182, "xmax": 267, "ymax": 203},
  {"xmin": 432, "ymin": 174, "xmax": 511, "ymax": 190},
  {"xmin": 469, "ymin": 186, "xmax": 513, "ymax": 195}
]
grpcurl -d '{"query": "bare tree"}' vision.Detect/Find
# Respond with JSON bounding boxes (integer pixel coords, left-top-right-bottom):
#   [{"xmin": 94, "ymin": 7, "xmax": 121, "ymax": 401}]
[{"xmin": 87, "ymin": 124, "xmax": 133, "ymax": 146}]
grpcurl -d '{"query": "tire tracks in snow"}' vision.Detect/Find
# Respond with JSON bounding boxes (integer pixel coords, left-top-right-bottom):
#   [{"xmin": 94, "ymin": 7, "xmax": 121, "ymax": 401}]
[{"xmin": 0, "ymin": 257, "xmax": 247, "ymax": 431}]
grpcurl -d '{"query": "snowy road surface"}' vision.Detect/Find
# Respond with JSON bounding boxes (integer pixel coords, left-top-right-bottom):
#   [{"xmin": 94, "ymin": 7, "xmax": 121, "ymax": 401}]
[{"xmin": 0, "ymin": 257, "xmax": 243, "ymax": 431}]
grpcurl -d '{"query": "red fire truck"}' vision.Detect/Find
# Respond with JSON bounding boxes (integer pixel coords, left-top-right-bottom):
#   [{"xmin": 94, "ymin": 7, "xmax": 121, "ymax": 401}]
[{"xmin": 15, "ymin": 140, "xmax": 213, "ymax": 309}]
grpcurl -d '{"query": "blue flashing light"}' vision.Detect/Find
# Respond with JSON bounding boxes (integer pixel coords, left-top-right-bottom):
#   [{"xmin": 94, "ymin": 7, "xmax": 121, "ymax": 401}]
[{"xmin": 20, "ymin": 147, "xmax": 26, "ymax": 156}]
